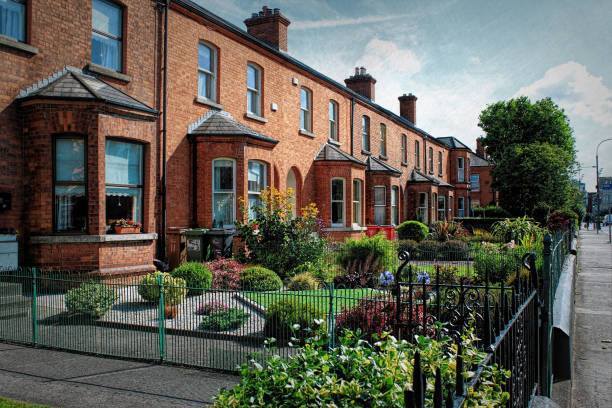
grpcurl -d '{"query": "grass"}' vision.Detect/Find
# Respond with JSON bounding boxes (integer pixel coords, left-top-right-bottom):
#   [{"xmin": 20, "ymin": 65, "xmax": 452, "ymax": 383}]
[
  {"xmin": 243, "ymin": 288, "xmax": 380, "ymax": 313},
  {"xmin": 405, "ymin": 264, "xmax": 475, "ymax": 279},
  {"xmin": 0, "ymin": 398, "xmax": 53, "ymax": 408}
]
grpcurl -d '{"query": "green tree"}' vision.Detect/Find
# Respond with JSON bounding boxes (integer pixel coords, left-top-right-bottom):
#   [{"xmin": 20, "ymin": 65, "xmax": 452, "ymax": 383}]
[{"xmin": 479, "ymin": 97, "xmax": 577, "ymax": 216}]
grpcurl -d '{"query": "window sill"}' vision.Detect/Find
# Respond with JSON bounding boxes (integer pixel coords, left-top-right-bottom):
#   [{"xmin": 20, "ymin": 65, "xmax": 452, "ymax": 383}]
[
  {"xmin": 322, "ymin": 226, "xmax": 367, "ymax": 232},
  {"xmin": 244, "ymin": 112, "xmax": 268, "ymax": 123},
  {"xmin": 299, "ymin": 129, "xmax": 316, "ymax": 138},
  {"xmin": 328, "ymin": 138, "xmax": 341, "ymax": 146},
  {"xmin": 30, "ymin": 233, "xmax": 158, "ymax": 244},
  {"xmin": 86, "ymin": 63, "xmax": 132, "ymax": 82},
  {"xmin": 401, "ymin": 162, "xmax": 408, "ymax": 167},
  {"xmin": 195, "ymin": 96, "xmax": 224, "ymax": 110},
  {"xmin": 379, "ymin": 154, "xmax": 388, "ymax": 161},
  {"xmin": 0, "ymin": 35, "xmax": 38, "ymax": 55},
  {"xmin": 361, "ymin": 149, "xmax": 372, "ymax": 156}
]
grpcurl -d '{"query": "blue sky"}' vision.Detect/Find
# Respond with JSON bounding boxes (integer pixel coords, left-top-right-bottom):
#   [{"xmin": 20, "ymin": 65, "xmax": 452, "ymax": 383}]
[{"xmin": 194, "ymin": 0, "xmax": 612, "ymax": 191}]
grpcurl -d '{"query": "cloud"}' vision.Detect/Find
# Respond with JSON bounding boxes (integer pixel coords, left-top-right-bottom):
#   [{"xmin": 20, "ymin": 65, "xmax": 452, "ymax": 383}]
[
  {"xmin": 292, "ymin": 13, "xmax": 412, "ymax": 30},
  {"xmin": 355, "ymin": 39, "xmax": 421, "ymax": 76},
  {"xmin": 515, "ymin": 61, "xmax": 612, "ymax": 126}
]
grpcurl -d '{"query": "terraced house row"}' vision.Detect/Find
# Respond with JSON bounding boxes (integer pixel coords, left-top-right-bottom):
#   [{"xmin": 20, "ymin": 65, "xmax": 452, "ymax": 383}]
[{"xmin": 0, "ymin": 0, "xmax": 496, "ymax": 275}]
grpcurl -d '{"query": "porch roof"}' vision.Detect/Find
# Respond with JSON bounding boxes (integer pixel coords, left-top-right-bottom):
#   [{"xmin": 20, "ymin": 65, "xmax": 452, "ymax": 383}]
[
  {"xmin": 188, "ymin": 110, "xmax": 278, "ymax": 144},
  {"xmin": 366, "ymin": 156, "xmax": 402, "ymax": 175},
  {"xmin": 314, "ymin": 143, "xmax": 366, "ymax": 166},
  {"xmin": 408, "ymin": 169, "xmax": 454, "ymax": 188}
]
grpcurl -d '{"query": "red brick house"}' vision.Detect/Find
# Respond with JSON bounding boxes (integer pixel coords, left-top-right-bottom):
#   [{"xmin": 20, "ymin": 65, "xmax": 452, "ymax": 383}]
[{"xmin": 0, "ymin": 0, "xmax": 492, "ymax": 274}]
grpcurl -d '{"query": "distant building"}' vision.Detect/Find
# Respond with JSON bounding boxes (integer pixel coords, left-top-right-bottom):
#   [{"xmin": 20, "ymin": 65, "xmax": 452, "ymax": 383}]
[{"xmin": 598, "ymin": 176, "xmax": 612, "ymax": 215}]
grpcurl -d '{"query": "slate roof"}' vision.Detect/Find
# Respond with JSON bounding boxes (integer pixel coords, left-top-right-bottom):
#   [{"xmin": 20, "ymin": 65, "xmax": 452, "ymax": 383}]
[
  {"xmin": 470, "ymin": 153, "xmax": 493, "ymax": 167},
  {"xmin": 17, "ymin": 66, "xmax": 157, "ymax": 114},
  {"xmin": 408, "ymin": 169, "xmax": 454, "ymax": 187},
  {"xmin": 188, "ymin": 110, "xmax": 278, "ymax": 143},
  {"xmin": 366, "ymin": 156, "xmax": 402, "ymax": 175},
  {"xmin": 314, "ymin": 143, "xmax": 366, "ymax": 165},
  {"xmin": 437, "ymin": 136, "xmax": 470, "ymax": 150}
]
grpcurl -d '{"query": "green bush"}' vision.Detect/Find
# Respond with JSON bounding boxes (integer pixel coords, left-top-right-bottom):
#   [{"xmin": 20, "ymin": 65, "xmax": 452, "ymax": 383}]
[
  {"xmin": 335, "ymin": 233, "xmax": 395, "ymax": 276},
  {"xmin": 65, "ymin": 282, "xmax": 118, "ymax": 318},
  {"xmin": 289, "ymin": 259, "xmax": 338, "ymax": 283},
  {"xmin": 438, "ymin": 240, "xmax": 469, "ymax": 261},
  {"xmin": 472, "ymin": 206, "xmax": 510, "ymax": 218},
  {"xmin": 137, "ymin": 271, "xmax": 187, "ymax": 305},
  {"xmin": 287, "ymin": 272, "xmax": 319, "ymax": 291},
  {"xmin": 397, "ymin": 239, "xmax": 418, "ymax": 258},
  {"xmin": 263, "ymin": 298, "xmax": 325, "ymax": 344},
  {"xmin": 396, "ymin": 220, "xmax": 429, "ymax": 242},
  {"xmin": 239, "ymin": 266, "xmax": 282, "ymax": 291},
  {"xmin": 170, "ymin": 262, "xmax": 212, "ymax": 295},
  {"xmin": 199, "ymin": 307, "xmax": 250, "ymax": 331},
  {"xmin": 429, "ymin": 221, "xmax": 466, "ymax": 242},
  {"xmin": 473, "ymin": 245, "xmax": 527, "ymax": 283}
]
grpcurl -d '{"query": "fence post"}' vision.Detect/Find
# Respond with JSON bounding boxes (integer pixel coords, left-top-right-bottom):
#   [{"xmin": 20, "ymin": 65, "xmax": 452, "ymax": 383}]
[
  {"xmin": 540, "ymin": 233, "xmax": 552, "ymax": 397},
  {"xmin": 328, "ymin": 282, "xmax": 335, "ymax": 349},
  {"xmin": 158, "ymin": 274, "xmax": 166, "ymax": 362},
  {"xmin": 31, "ymin": 268, "xmax": 37, "ymax": 345}
]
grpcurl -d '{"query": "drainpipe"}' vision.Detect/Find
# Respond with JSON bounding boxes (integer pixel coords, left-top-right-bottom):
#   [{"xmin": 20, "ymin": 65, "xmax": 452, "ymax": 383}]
[
  {"xmin": 192, "ymin": 138, "xmax": 198, "ymax": 227},
  {"xmin": 160, "ymin": 0, "xmax": 169, "ymax": 261},
  {"xmin": 350, "ymin": 97, "xmax": 355, "ymax": 156}
]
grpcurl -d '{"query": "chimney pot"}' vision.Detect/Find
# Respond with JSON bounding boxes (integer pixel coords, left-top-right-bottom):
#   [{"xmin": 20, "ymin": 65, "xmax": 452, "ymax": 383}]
[
  {"xmin": 345, "ymin": 68, "xmax": 376, "ymax": 101},
  {"xmin": 354, "ymin": 67, "xmax": 359, "ymax": 75},
  {"xmin": 360, "ymin": 67, "xmax": 366, "ymax": 75},
  {"xmin": 398, "ymin": 93, "xmax": 418, "ymax": 125},
  {"xmin": 244, "ymin": 7, "xmax": 291, "ymax": 52}
]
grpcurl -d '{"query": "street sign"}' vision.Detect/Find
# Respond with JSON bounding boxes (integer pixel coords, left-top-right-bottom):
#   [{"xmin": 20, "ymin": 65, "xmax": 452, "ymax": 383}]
[{"xmin": 603, "ymin": 184, "xmax": 612, "ymax": 190}]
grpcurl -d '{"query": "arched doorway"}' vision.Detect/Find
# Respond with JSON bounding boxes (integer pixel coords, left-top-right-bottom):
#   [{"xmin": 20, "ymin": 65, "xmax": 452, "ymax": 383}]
[{"xmin": 286, "ymin": 167, "xmax": 302, "ymax": 218}]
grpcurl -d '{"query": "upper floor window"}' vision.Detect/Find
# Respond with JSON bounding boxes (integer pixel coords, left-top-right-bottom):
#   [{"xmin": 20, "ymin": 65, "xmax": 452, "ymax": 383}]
[
  {"xmin": 329, "ymin": 100, "xmax": 338, "ymax": 141},
  {"xmin": 247, "ymin": 160, "xmax": 267, "ymax": 220},
  {"xmin": 331, "ymin": 178, "xmax": 345, "ymax": 227},
  {"xmin": 198, "ymin": 42, "xmax": 217, "ymax": 102},
  {"xmin": 352, "ymin": 179, "xmax": 362, "ymax": 226},
  {"xmin": 470, "ymin": 174, "xmax": 480, "ymax": 191},
  {"xmin": 246, "ymin": 64, "xmax": 261, "ymax": 116},
  {"xmin": 380, "ymin": 123, "xmax": 387, "ymax": 157},
  {"xmin": 54, "ymin": 137, "xmax": 87, "ymax": 232},
  {"xmin": 415, "ymin": 140, "xmax": 420, "ymax": 168},
  {"xmin": 428, "ymin": 147, "xmax": 433, "ymax": 172},
  {"xmin": 212, "ymin": 158, "xmax": 235, "ymax": 228},
  {"xmin": 92, "ymin": 0, "xmax": 123, "ymax": 72},
  {"xmin": 438, "ymin": 151, "xmax": 443, "ymax": 174},
  {"xmin": 0, "ymin": 0, "xmax": 25, "ymax": 41},
  {"xmin": 105, "ymin": 139, "xmax": 143, "ymax": 227},
  {"xmin": 374, "ymin": 186, "xmax": 386, "ymax": 225},
  {"xmin": 457, "ymin": 157, "xmax": 465, "ymax": 182},
  {"xmin": 300, "ymin": 87, "xmax": 312, "ymax": 132},
  {"xmin": 391, "ymin": 186, "xmax": 399, "ymax": 226},
  {"xmin": 401, "ymin": 134, "xmax": 407, "ymax": 163},
  {"xmin": 362, "ymin": 116, "xmax": 370, "ymax": 151}
]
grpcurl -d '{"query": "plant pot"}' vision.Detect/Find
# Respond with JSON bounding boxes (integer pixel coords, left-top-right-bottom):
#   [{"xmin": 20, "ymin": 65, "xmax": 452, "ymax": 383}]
[
  {"xmin": 114, "ymin": 226, "xmax": 140, "ymax": 234},
  {"xmin": 164, "ymin": 304, "xmax": 179, "ymax": 319}
]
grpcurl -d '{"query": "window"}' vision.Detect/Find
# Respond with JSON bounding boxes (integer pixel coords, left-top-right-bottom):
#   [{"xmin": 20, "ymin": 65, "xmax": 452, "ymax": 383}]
[
  {"xmin": 380, "ymin": 123, "xmax": 387, "ymax": 157},
  {"xmin": 54, "ymin": 138, "xmax": 87, "ymax": 232},
  {"xmin": 417, "ymin": 192, "xmax": 427, "ymax": 224},
  {"xmin": 105, "ymin": 140, "xmax": 143, "ymax": 227},
  {"xmin": 391, "ymin": 186, "xmax": 399, "ymax": 225},
  {"xmin": 92, "ymin": 0, "xmax": 123, "ymax": 72},
  {"xmin": 438, "ymin": 151, "xmax": 443, "ymax": 174},
  {"xmin": 329, "ymin": 100, "xmax": 338, "ymax": 141},
  {"xmin": 198, "ymin": 42, "xmax": 217, "ymax": 102},
  {"xmin": 300, "ymin": 87, "xmax": 312, "ymax": 132},
  {"xmin": 246, "ymin": 64, "xmax": 261, "ymax": 116},
  {"xmin": 438, "ymin": 195, "xmax": 445, "ymax": 221},
  {"xmin": 352, "ymin": 179, "xmax": 362, "ymax": 226},
  {"xmin": 470, "ymin": 174, "xmax": 480, "ymax": 191},
  {"xmin": 415, "ymin": 140, "xmax": 420, "ymax": 168},
  {"xmin": 458, "ymin": 197, "xmax": 465, "ymax": 217},
  {"xmin": 212, "ymin": 159, "xmax": 235, "ymax": 228},
  {"xmin": 432, "ymin": 193, "xmax": 437, "ymax": 221},
  {"xmin": 362, "ymin": 116, "xmax": 370, "ymax": 151},
  {"xmin": 457, "ymin": 157, "xmax": 465, "ymax": 182},
  {"xmin": 449, "ymin": 196, "xmax": 453, "ymax": 218},
  {"xmin": 374, "ymin": 186, "xmax": 386, "ymax": 225},
  {"xmin": 247, "ymin": 161, "xmax": 267, "ymax": 220},
  {"xmin": 428, "ymin": 147, "xmax": 433, "ymax": 172},
  {"xmin": 401, "ymin": 134, "xmax": 407, "ymax": 163},
  {"xmin": 331, "ymin": 178, "xmax": 345, "ymax": 226},
  {"xmin": 0, "ymin": 0, "xmax": 25, "ymax": 41}
]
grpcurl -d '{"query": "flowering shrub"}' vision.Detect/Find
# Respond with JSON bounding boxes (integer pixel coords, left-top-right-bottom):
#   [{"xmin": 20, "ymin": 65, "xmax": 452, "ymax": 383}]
[
  {"xmin": 195, "ymin": 300, "xmax": 229, "ymax": 315},
  {"xmin": 109, "ymin": 219, "xmax": 141, "ymax": 228},
  {"xmin": 379, "ymin": 270, "xmax": 394, "ymax": 286},
  {"xmin": 205, "ymin": 257, "xmax": 244, "ymax": 290},
  {"xmin": 546, "ymin": 208, "xmax": 578, "ymax": 232}
]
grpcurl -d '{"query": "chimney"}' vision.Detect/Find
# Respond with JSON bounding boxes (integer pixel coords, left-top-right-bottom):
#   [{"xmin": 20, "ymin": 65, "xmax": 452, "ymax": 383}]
[
  {"xmin": 244, "ymin": 6, "xmax": 291, "ymax": 52},
  {"xmin": 344, "ymin": 67, "xmax": 377, "ymax": 101},
  {"xmin": 398, "ymin": 93, "xmax": 417, "ymax": 125},
  {"xmin": 476, "ymin": 137, "xmax": 486, "ymax": 157}
]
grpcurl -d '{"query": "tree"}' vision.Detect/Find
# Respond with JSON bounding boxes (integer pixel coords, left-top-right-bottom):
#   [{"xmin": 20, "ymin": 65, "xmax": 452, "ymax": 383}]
[{"xmin": 478, "ymin": 97, "xmax": 577, "ymax": 216}]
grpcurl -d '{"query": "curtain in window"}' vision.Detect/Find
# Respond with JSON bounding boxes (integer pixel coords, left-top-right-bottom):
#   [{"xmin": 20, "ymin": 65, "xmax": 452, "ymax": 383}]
[
  {"xmin": 55, "ymin": 185, "xmax": 86, "ymax": 232},
  {"xmin": 374, "ymin": 187, "xmax": 385, "ymax": 225},
  {"xmin": 92, "ymin": 0, "xmax": 121, "ymax": 71},
  {"xmin": 105, "ymin": 141, "xmax": 142, "ymax": 185},
  {"xmin": 0, "ymin": 0, "xmax": 25, "ymax": 41},
  {"xmin": 106, "ymin": 186, "xmax": 141, "ymax": 222},
  {"xmin": 331, "ymin": 179, "xmax": 344, "ymax": 225},
  {"xmin": 92, "ymin": 33, "xmax": 121, "ymax": 71},
  {"xmin": 248, "ymin": 161, "xmax": 265, "ymax": 220},
  {"xmin": 213, "ymin": 160, "xmax": 234, "ymax": 227}
]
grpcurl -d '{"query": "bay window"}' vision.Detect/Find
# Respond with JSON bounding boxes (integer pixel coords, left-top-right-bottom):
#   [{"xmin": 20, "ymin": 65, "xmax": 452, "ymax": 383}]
[
  {"xmin": 212, "ymin": 159, "xmax": 235, "ymax": 228},
  {"xmin": 92, "ymin": 0, "xmax": 123, "ymax": 72},
  {"xmin": 247, "ymin": 160, "xmax": 266, "ymax": 220},
  {"xmin": 417, "ymin": 192, "xmax": 427, "ymax": 224},
  {"xmin": 331, "ymin": 178, "xmax": 345, "ymax": 226},
  {"xmin": 374, "ymin": 186, "xmax": 385, "ymax": 225},
  {"xmin": 438, "ymin": 195, "xmax": 445, "ymax": 221},
  {"xmin": 54, "ymin": 137, "xmax": 87, "ymax": 232},
  {"xmin": 391, "ymin": 186, "xmax": 399, "ymax": 226},
  {"xmin": 432, "ymin": 193, "xmax": 438, "ymax": 221},
  {"xmin": 352, "ymin": 179, "xmax": 362, "ymax": 226},
  {"xmin": 458, "ymin": 197, "xmax": 465, "ymax": 217},
  {"xmin": 105, "ymin": 140, "xmax": 143, "ymax": 227}
]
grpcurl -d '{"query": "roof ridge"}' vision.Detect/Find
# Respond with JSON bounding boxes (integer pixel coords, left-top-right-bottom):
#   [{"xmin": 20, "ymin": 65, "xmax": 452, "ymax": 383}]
[{"xmin": 17, "ymin": 66, "xmax": 82, "ymax": 99}]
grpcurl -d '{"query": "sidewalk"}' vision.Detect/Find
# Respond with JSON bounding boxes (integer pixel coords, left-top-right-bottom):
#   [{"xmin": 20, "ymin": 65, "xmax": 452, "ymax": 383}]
[
  {"xmin": 0, "ymin": 342, "xmax": 239, "ymax": 408},
  {"xmin": 571, "ymin": 229, "xmax": 612, "ymax": 408}
]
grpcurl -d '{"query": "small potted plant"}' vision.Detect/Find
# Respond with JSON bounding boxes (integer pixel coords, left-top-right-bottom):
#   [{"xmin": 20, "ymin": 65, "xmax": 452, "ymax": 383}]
[{"xmin": 110, "ymin": 219, "xmax": 142, "ymax": 234}]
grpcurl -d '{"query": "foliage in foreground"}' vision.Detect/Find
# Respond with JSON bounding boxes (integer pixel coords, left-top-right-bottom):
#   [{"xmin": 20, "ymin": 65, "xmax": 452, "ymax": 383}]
[
  {"xmin": 65, "ymin": 282, "xmax": 117, "ymax": 318},
  {"xmin": 137, "ymin": 271, "xmax": 187, "ymax": 305},
  {"xmin": 0, "ymin": 397, "xmax": 53, "ymax": 408},
  {"xmin": 214, "ymin": 329, "xmax": 509, "ymax": 407}
]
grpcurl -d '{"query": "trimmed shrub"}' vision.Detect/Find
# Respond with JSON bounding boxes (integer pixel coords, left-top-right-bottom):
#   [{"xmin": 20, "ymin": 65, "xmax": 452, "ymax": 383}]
[
  {"xmin": 397, "ymin": 239, "xmax": 418, "ymax": 258},
  {"xmin": 200, "ymin": 307, "xmax": 250, "ymax": 331},
  {"xmin": 438, "ymin": 240, "xmax": 469, "ymax": 261},
  {"xmin": 195, "ymin": 300, "xmax": 229, "ymax": 315},
  {"xmin": 335, "ymin": 233, "xmax": 395, "ymax": 277},
  {"xmin": 137, "ymin": 271, "xmax": 187, "ymax": 305},
  {"xmin": 473, "ymin": 245, "xmax": 529, "ymax": 284},
  {"xmin": 455, "ymin": 217, "xmax": 506, "ymax": 232},
  {"xmin": 396, "ymin": 220, "xmax": 429, "ymax": 242},
  {"xmin": 239, "ymin": 266, "xmax": 282, "ymax": 291},
  {"xmin": 205, "ymin": 257, "xmax": 244, "ymax": 290},
  {"xmin": 263, "ymin": 298, "xmax": 325, "ymax": 344},
  {"xmin": 65, "ymin": 282, "xmax": 117, "ymax": 318},
  {"xmin": 171, "ymin": 262, "xmax": 212, "ymax": 295},
  {"xmin": 472, "ymin": 206, "xmax": 510, "ymax": 218},
  {"xmin": 287, "ymin": 272, "xmax": 319, "ymax": 291}
]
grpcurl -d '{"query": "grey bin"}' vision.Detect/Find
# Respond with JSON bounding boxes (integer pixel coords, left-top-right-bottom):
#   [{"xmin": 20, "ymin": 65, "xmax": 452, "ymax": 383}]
[{"xmin": 184, "ymin": 229, "xmax": 209, "ymax": 262}]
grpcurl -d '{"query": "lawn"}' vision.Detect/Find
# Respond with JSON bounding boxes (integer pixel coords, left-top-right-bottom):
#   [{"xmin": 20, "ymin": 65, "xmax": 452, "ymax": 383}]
[
  {"xmin": 405, "ymin": 264, "xmax": 475, "ymax": 280},
  {"xmin": 0, "ymin": 398, "xmax": 53, "ymax": 408}
]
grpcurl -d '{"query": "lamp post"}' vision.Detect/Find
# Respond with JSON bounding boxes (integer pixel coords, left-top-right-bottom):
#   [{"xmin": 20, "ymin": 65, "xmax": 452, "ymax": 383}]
[{"xmin": 595, "ymin": 138, "xmax": 612, "ymax": 233}]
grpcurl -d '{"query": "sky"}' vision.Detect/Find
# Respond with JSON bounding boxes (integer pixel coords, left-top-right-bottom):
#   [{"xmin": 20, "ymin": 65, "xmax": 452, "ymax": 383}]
[{"xmin": 194, "ymin": 0, "xmax": 612, "ymax": 191}]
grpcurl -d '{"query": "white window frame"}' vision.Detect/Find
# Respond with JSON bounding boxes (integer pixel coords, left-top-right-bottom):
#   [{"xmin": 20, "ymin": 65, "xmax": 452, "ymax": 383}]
[
  {"xmin": 212, "ymin": 158, "xmax": 235, "ymax": 228},
  {"xmin": 458, "ymin": 157, "xmax": 465, "ymax": 182},
  {"xmin": 429, "ymin": 147, "xmax": 434, "ymax": 172},
  {"xmin": 300, "ymin": 87, "xmax": 312, "ymax": 132},
  {"xmin": 415, "ymin": 140, "xmax": 420, "ymax": 168},
  {"xmin": 458, "ymin": 196, "xmax": 465, "ymax": 217},
  {"xmin": 432, "ymin": 192, "xmax": 438, "ymax": 221},
  {"xmin": 391, "ymin": 186, "xmax": 399, "ymax": 226},
  {"xmin": 438, "ymin": 151, "xmax": 443, "ymax": 175},
  {"xmin": 329, "ymin": 100, "xmax": 338, "ymax": 141},
  {"xmin": 418, "ymin": 192, "xmax": 427, "ymax": 224},
  {"xmin": 330, "ymin": 178, "xmax": 345, "ymax": 227},
  {"xmin": 380, "ymin": 124, "xmax": 387, "ymax": 157},
  {"xmin": 247, "ymin": 160, "xmax": 267, "ymax": 220},
  {"xmin": 198, "ymin": 42, "xmax": 217, "ymax": 102},
  {"xmin": 362, "ymin": 116, "xmax": 370, "ymax": 151},
  {"xmin": 374, "ymin": 185, "xmax": 386, "ymax": 225},
  {"xmin": 470, "ymin": 174, "xmax": 480, "ymax": 191},
  {"xmin": 401, "ymin": 134, "xmax": 407, "ymax": 163},
  {"xmin": 438, "ymin": 195, "xmax": 445, "ymax": 221},
  {"xmin": 352, "ymin": 179, "xmax": 362, "ymax": 227},
  {"xmin": 246, "ymin": 63, "xmax": 261, "ymax": 116}
]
